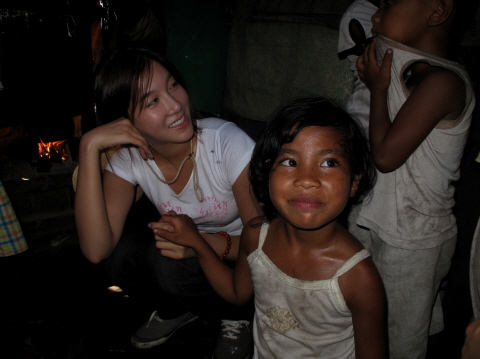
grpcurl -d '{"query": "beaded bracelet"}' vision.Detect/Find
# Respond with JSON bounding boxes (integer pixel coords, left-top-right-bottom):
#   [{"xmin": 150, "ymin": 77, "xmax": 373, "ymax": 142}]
[{"xmin": 216, "ymin": 231, "xmax": 232, "ymax": 260}]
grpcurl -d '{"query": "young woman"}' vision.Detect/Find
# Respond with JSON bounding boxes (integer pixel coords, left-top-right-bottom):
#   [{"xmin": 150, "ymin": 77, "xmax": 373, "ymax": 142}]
[{"xmin": 74, "ymin": 48, "xmax": 261, "ymax": 358}]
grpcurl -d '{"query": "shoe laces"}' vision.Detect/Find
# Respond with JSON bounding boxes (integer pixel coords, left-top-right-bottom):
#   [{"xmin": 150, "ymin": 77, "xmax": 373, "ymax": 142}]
[
  {"xmin": 220, "ymin": 320, "xmax": 250, "ymax": 339},
  {"xmin": 146, "ymin": 310, "xmax": 163, "ymax": 327}
]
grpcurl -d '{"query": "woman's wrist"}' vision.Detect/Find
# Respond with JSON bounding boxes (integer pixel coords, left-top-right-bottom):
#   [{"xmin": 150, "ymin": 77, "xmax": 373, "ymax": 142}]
[{"xmin": 79, "ymin": 133, "xmax": 104, "ymax": 163}]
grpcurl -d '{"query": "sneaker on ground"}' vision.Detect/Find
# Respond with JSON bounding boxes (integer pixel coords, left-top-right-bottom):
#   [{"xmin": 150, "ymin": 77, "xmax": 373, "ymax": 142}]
[
  {"xmin": 131, "ymin": 310, "xmax": 199, "ymax": 349},
  {"xmin": 213, "ymin": 319, "xmax": 253, "ymax": 359}
]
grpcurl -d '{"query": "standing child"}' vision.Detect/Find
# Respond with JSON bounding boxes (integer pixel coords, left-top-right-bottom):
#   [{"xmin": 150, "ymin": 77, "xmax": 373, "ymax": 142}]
[
  {"xmin": 354, "ymin": 0, "xmax": 476, "ymax": 358},
  {"xmin": 154, "ymin": 98, "xmax": 387, "ymax": 359}
]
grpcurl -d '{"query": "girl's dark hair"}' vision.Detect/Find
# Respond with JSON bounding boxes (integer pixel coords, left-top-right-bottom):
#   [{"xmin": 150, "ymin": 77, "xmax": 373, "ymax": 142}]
[
  {"xmin": 249, "ymin": 97, "xmax": 376, "ymax": 222},
  {"xmin": 93, "ymin": 47, "xmax": 193, "ymax": 124}
]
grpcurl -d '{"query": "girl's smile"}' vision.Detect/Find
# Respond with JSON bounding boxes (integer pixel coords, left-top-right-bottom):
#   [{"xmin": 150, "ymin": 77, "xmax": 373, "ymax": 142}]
[
  {"xmin": 288, "ymin": 195, "xmax": 325, "ymax": 210},
  {"xmin": 269, "ymin": 126, "xmax": 358, "ymax": 231}
]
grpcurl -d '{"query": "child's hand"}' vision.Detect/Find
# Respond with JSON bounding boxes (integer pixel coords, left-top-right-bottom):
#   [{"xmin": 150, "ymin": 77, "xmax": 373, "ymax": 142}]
[
  {"xmin": 150, "ymin": 219, "xmax": 195, "ymax": 259},
  {"xmin": 462, "ymin": 319, "xmax": 480, "ymax": 359},
  {"xmin": 149, "ymin": 211, "xmax": 203, "ymax": 258},
  {"xmin": 81, "ymin": 117, "xmax": 153, "ymax": 160},
  {"xmin": 356, "ymin": 37, "xmax": 393, "ymax": 93}
]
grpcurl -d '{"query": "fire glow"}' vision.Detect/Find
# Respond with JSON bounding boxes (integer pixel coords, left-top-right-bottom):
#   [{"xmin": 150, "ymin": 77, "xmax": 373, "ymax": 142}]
[{"xmin": 38, "ymin": 138, "xmax": 68, "ymax": 162}]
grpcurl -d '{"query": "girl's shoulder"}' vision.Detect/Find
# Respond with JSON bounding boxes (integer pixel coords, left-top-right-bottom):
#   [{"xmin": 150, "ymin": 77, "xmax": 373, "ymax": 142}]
[
  {"xmin": 337, "ymin": 230, "xmax": 384, "ymax": 301},
  {"xmin": 334, "ymin": 225, "xmax": 368, "ymax": 260},
  {"xmin": 241, "ymin": 216, "xmax": 265, "ymax": 255}
]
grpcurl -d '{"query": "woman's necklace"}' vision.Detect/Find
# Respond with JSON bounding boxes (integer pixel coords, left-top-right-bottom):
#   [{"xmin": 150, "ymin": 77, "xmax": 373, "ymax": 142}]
[{"xmin": 145, "ymin": 139, "xmax": 204, "ymax": 202}]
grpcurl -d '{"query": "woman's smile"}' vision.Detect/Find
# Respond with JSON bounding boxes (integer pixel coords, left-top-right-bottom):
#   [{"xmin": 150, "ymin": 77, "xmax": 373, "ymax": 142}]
[{"xmin": 168, "ymin": 115, "xmax": 187, "ymax": 129}]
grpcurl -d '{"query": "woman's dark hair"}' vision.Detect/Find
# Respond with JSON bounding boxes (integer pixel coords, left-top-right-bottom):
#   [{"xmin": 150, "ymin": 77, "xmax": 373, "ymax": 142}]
[
  {"xmin": 93, "ymin": 47, "xmax": 193, "ymax": 125},
  {"xmin": 249, "ymin": 97, "xmax": 376, "ymax": 222}
]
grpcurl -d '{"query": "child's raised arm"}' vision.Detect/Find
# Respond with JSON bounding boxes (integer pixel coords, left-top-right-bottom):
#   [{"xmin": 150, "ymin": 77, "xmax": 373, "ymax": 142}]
[
  {"xmin": 152, "ymin": 212, "xmax": 255, "ymax": 306},
  {"xmin": 339, "ymin": 256, "xmax": 388, "ymax": 359},
  {"xmin": 357, "ymin": 38, "xmax": 466, "ymax": 172}
]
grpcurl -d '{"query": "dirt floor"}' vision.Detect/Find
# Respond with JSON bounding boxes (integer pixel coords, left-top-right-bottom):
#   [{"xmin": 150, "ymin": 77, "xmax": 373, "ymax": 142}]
[{"xmin": 1, "ymin": 230, "xmax": 222, "ymax": 359}]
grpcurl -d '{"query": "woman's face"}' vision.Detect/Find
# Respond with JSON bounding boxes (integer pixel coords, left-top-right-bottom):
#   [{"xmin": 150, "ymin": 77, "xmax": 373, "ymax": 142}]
[{"xmin": 132, "ymin": 61, "xmax": 194, "ymax": 145}]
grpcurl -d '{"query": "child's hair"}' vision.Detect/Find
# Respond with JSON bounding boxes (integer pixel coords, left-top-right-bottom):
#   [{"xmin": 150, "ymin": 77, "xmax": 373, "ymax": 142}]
[
  {"xmin": 93, "ymin": 47, "xmax": 193, "ymax": 125},
  {"xmin": 250, "ymin": 97, "xmax": 376, "ymax": 222}
]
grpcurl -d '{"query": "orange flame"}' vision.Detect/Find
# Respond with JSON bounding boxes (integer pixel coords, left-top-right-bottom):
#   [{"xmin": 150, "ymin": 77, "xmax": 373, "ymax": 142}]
[{"xmin": 38, "ymin": 138, "xmax": 68, "ymax": 161}]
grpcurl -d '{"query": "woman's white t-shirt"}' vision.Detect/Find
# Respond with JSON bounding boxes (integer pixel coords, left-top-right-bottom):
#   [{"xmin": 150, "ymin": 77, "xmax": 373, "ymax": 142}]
[{"xmin": 105, "ymin": 117, "xmax": 255, "ymax": 235}]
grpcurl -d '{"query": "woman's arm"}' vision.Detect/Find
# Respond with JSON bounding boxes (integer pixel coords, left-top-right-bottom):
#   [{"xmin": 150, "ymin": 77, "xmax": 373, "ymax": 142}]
[
  {"xmin": 232, "ymin": 165, "xmax": 264, "ymax": 225},
  {"xmin": 74, "ymin": 118, "xmax": 152, "ymax": 263},
  {"xmin": 224, "ymin": 164, "xmax": 263, "ymax": 259},
  {"xmin": 357, "ymin": 38, "xmax": 466, "ymax": 172},
  {"xmin": 153, "ymin": 212, "xmax": 256, "ymax": 305},
  {"xmin": 340, "ymin": 257, "xmax": 388, "ymax": 359}
]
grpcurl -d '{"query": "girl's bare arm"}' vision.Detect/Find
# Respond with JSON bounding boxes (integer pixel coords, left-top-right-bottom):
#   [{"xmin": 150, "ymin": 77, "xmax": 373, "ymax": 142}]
[
  {"xmin": 340, "ymin": 257, "xmax": 388, "ymax": 359},
  {"xmin": 153, "ymin": 213, "xmax": 257, "ymax": 305}
]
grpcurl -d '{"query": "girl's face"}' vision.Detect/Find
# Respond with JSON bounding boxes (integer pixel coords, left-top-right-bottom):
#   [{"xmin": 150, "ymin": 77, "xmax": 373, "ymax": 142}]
[
  {"xmin": 269, "ymin": 126, "xmax": 360, "ymax": 231},
  {"xmin": 371, "ymin": 0, "xmax": 431, "ymax": 48},
  {"xmin": 132, "ymin": 61, "xmax": 193, "ymax": 145}
]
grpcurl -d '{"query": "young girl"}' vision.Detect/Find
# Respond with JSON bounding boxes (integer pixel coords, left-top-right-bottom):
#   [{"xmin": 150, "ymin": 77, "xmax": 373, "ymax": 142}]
[
  {"xmin": 74, "ymin": 48, "xmax": 261, "ymax": 358},
  {"xmin": 154, "ymin": 97, "xmax": 388, "ymax": 358}
]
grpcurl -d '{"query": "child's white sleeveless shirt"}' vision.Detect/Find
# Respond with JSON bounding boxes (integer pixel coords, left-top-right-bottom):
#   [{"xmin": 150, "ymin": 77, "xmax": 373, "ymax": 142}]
[
  {"xmin": 247, "ymin": 223, "xmax": 370, "ymax": 358},
  {"xmin": 357, "ymin": 35, "xmax": 476, "ymax": 250}
]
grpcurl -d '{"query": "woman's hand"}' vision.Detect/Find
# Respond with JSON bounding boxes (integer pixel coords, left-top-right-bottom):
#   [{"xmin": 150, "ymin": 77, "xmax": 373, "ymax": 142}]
[
  {"xmin": 356, "ymin": 37, "xmax": 393, "ymax": 93},
  {"xmin": 149, "ymin": 211, "xmax": 203, "ymax": 259},
  {"xmin": 82, "ymin": 117, "xmax": 153, "ymax": 160}
]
